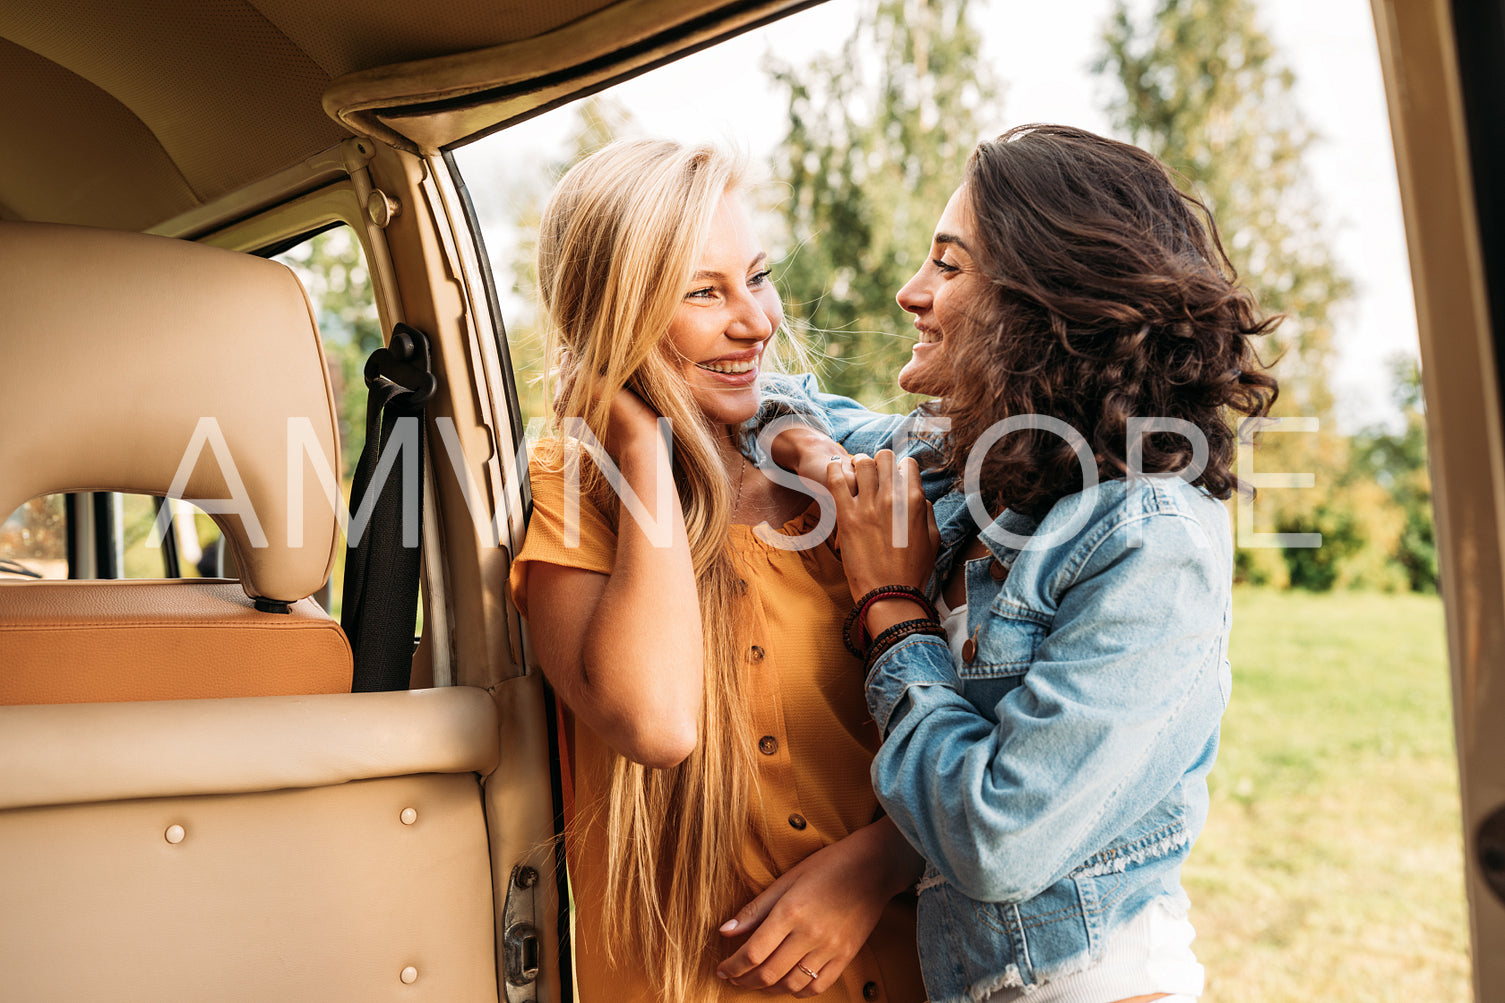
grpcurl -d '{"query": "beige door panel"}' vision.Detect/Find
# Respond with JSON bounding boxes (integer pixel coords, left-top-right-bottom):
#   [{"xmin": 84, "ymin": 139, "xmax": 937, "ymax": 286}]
[
  {"xmin": 0, "ymin": 688, "xmax": 501, "ymax": 1000},
  {"xmin": 0, "ymin": 687, "xmax": 500, "ymax": 809},
  {"xmin": 484, "ymin": 671, "xmax": 564, "ymax": 1002},
  {"xmin": 1, "ymin": 774, "xmax": 496, "ymax": 1001}
]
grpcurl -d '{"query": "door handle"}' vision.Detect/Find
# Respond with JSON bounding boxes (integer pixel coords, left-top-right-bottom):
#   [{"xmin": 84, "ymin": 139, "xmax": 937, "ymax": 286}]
[
  {"xmin": 1478, "ymin": 805, "xmax": 1505, "ymax": 905},
  {"xmin": 501, "ymin": 864, "xmax": 542, "ymax": 1001}
]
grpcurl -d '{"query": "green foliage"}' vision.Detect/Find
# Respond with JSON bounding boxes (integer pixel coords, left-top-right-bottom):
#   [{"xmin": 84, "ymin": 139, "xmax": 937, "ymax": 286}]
[
  {"xmin": 1097, "ymin": 0, "xmax": 1437, "ymax": 592},
  {"xmin": 1352, "ymin": 356, "xmax": 1437, "ymax": 591},
  {"xmin": 1098, "ymin": 0, "xmax": 1352, "ymax": 416},
  {"xmin": 0, "ymin": 495, "xmax": 65, "ymax": 560},
  {"xmin": 276, "ymin": 227, "xmax": 383, "ymax": 482},
  {"xmin": 1278, "ymin": 502, "xmax": 1364, "ymax": 591},
  {"xmin": 121, "ymin": 493, "xmax": 167, "ymax": 578},
  {"xmin": 1398, "ymin": 506, "xmax": 1439, "ymax": 593},
  {"xmin": 488, "ymin": 96, "xmax": 637, "ymax": 426},
  {"xmin": 766, "ymin": 0, "xmax": 998, "ymax": 408},
  {"xmin": 0, "ymin": 494, "xmax": 68, "ymax": 579},
  {"xmin": 1232, "ymin": 539, "xmax": 1289, "ymax": 589}
]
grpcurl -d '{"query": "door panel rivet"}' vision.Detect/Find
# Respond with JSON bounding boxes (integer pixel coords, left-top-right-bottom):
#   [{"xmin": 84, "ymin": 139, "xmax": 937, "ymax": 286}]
[
  {"xmin": 400, "ymin": 966, "xmax": 418, "ymax": 984},
  {"xmin": 164, "ymin": 824, "xmax": 185, "ymax": 844},
  {"xmin": 515, "ymin": 866, "xmax": 538, "ymax": 889},
  {"xmin": 400, "ymin": 807, "xmax": 418, "ymax": 825}
]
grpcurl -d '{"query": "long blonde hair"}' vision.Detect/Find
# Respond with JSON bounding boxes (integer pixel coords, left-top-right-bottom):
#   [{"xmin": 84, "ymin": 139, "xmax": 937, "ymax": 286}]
[{"xmin": 537, "ymin": 138, "xmax": 772, "ymax": 1002}]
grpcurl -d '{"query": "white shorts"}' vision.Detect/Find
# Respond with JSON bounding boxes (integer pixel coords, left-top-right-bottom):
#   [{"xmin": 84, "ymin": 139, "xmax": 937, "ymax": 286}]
[{"xmin": 979, "ymin": 898, "xmax": 1204, "ymax": 1002}]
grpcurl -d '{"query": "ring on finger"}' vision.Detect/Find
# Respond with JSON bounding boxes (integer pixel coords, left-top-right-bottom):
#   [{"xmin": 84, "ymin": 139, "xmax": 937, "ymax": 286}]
[{"xmin": 796, "ymin": 962, "xmax": 820, "ymax": 981}]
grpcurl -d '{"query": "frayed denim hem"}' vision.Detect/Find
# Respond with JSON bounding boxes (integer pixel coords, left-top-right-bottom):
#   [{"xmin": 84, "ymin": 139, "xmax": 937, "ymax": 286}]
[
  {"xmin": 1074, "ymin": 827, "xmax": 1191, "ymax": 878},
  {"xmin": 941, "ymin": 949, "xmax": 1101, "ymax": 1003},
  {"xmin": 917, "ymin": 870, "xmax": 948, "ymax": 893},
  {"xmin": 925, "ymin": 963, "xmax": 1027, "ymax": 1003}
]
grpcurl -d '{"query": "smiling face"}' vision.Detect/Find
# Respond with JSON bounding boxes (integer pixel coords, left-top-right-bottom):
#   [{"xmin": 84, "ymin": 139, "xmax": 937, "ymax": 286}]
[
  {"xmin": 666, "ymin": 192, "xmax": 783, "ymax": 429},
  {"xmin": 896, "ymin": 184, "xmax": 988, "ymax": 398}
]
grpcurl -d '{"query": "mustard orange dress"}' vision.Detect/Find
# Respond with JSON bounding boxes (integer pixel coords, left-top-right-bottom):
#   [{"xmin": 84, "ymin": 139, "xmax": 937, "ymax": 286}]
[{"xmin": 508, "ymin": 442, "xmax": 924, "ymax": 1003}]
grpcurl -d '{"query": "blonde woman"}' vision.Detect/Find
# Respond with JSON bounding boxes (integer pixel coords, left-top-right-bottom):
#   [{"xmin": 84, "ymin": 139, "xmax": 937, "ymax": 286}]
[{"xmin": 507, "ymin": 139, "xmax": 926, "ymax": 1003}]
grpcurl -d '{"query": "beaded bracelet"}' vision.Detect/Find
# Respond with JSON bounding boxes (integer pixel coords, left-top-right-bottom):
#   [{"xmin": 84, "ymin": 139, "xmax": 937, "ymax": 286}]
[
  {"xmin": 852, "ymin": 586, "xmax": 939, "ymax": 657},
  {"xmin": 865, "ymin": 618, "xmax": 947, "ymax": 668},
  {"xmin": 842, "ymin": 585, "xmax": 940, "ymax": 658}
]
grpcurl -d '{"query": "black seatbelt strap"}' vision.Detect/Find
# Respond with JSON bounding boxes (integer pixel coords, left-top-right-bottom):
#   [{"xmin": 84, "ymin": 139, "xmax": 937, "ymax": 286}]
[{"xmin": 342, "ymin": 323, "xmax": 437, "ymax": 692}]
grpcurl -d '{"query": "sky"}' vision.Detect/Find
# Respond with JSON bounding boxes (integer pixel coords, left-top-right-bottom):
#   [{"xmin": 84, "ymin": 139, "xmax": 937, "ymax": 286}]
[{"xmin": 456, "ymin": 0, "xmax": 1417, "ymax": 432}]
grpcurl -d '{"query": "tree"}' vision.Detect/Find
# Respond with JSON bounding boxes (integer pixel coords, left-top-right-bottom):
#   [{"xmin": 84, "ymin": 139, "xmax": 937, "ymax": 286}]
[
  {"xmin": 484, "ymin": 96, "xmax": 637, "ymax": 425},
  {"xmin": 0, "ymin": 496, "xmax": 66, "ymax": 576},
  {"xmin": 1097, "ymin": 0, "xmax": 1377, "ymax": 589},
  {"xmin": 1098, "ymin": 0, "xmax": 1351, "ymax": 420},
  {"xmin": 277, "ymin": 227, "xmax": 383, "ymax": 481},
  {"xmin": 1352, "ymin": 356, "xmax": 1437, "ymax": 592},
  {"xmin": 766, "ymin": 0, "xmax": 999, "ymax": 407}
]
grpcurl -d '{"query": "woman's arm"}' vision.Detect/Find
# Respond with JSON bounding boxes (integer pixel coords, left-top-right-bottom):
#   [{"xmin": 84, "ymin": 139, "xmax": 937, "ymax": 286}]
[
  {"xmin": 836, "ymin": 460, "xmax": 1231, "ymax": 903},
  {"xmin": 864, "ymin": 532, "xmax": 1226, "ymax": 902},
  {"xmin": 709, "ymin": 452, "xmax": 932, "ymax": 995},
  {"xmin": 713, "ymin": 816, "xmax": 923, "ymax": 997},
  {"xmin": 752, "ymin": 373, "xmax": 936, "ymax": 465},
  {"xmin": 525, "ymin": 391, "xmax": 703, "ymax": 768}
]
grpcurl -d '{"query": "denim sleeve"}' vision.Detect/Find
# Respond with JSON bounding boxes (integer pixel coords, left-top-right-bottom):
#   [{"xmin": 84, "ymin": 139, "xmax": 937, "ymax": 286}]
[
  {"xmin": 745, "ymin": 372, "xmax": 940, "ymax": 464},
  {"xmin": 865, "ymin": 512, "xmax": 1229, "ymax": 904}
]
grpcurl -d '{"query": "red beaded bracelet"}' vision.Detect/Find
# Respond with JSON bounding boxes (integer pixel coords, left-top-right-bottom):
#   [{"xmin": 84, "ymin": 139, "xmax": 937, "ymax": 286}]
[{"xmin": 842, "ymin": 585, "xmax": 940, "ymax": 659}]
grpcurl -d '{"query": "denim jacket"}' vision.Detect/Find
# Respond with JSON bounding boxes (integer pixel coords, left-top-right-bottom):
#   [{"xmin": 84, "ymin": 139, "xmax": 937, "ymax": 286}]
[{"xmin": 750, "ymin": 376, "xmax": 1233, "ymax": 1003}]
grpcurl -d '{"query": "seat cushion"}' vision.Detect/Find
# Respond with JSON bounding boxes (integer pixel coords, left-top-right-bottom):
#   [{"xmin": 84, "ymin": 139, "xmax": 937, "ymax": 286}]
[{"xmin": 0, "ymin": 579, "xmax": 352, "ymax": 704}]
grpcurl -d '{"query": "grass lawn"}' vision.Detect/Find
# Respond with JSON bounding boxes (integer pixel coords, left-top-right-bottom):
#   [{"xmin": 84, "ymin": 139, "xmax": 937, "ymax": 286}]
[{"xmin": 1189, "ymin": 588, "xmax": 1471, "ymax": 1001}]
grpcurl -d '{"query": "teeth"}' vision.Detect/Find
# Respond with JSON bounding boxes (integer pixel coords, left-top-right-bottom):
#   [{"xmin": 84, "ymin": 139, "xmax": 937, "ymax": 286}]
[{"xmin": 698, "ymin": 359, "xmax": 756, "ymax": 374}]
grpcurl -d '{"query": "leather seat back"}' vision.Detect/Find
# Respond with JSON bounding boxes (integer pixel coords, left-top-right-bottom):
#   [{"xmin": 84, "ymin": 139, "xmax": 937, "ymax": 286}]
[{"xmin": 0, "ymin": 221, "xmax": 352, "ymax": 702}]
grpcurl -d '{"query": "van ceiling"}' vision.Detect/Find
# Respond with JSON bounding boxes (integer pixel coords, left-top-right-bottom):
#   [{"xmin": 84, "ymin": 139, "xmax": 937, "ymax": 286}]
[{"xmin": 0, "ymin": 0, "xmax": 794, "ymax": 233}]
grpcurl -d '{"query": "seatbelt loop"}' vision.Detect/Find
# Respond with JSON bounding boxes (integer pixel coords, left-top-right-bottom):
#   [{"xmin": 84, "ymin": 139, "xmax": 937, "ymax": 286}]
[{"xmin": 343, "ymin": 324, "xmax": 436, "ymax": 692}]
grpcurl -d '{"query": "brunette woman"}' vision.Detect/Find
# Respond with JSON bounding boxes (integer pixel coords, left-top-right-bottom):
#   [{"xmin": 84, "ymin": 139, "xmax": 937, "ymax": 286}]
[{"xmin": 762, "ymin": 124, "xmax": 1278, "ymax": 1003}]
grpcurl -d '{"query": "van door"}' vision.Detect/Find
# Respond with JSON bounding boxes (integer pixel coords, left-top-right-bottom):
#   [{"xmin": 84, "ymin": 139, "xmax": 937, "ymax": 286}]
[{"xmin": 1369, "ymin": 0, "xmax": 1505, "ymax": 996}]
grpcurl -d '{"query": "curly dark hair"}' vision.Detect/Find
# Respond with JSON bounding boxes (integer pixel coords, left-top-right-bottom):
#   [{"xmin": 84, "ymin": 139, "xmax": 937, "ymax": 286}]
[{"xmin": 937, "ymin": 123, "xmax": 1279, "ymax": 520}]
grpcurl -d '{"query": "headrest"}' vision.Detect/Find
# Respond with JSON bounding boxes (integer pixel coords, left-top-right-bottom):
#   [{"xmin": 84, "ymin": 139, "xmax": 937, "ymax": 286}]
[{"xmin": 0, "ymin": 222, "xmax": 341, "ymax": 603}]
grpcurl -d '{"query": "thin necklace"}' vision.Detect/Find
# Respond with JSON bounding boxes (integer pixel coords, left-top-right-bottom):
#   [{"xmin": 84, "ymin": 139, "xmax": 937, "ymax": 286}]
[{"xmin": 731, "ymin": 453, "xmax": 747, "ymax": 517}]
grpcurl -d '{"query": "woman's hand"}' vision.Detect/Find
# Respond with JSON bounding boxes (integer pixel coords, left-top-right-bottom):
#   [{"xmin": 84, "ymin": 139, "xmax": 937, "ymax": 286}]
[
  {"xmin": 603, "ymin": 384, "xmax": 664, "ymax": 459},
  {"xmin": 767, "ymin": 423, "xmax": 856, "ymax": 491},
  {"xmin": 553, "ymin": 350, "xmax": 662, "ymax": 460},
  {"xmin": 715, "ymin": 819, "xmax": 923, "ymax": 997},
  {"xmin": 830, "ymin": 450, "xmax": 939, "ymax": 599}
]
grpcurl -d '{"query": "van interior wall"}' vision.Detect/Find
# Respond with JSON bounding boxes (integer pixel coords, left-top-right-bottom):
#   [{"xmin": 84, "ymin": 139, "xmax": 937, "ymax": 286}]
[{"xmin": 0, "ymin": 688, "xmax": 502, "ymax": 999}]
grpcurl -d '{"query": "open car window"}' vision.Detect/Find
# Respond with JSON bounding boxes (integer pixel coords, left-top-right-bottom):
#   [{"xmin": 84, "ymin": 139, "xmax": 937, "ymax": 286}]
[
  {"xmin": 273, "ymin": 224, "xmax": 381, "ymax": 616},
  {"xmin": 0, "ymin": 495, "xmax": 65, "ymax": 580}
]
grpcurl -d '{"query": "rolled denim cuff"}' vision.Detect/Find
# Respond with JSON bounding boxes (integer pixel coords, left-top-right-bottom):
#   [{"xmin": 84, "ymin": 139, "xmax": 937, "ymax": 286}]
[
  {"xmin": 754, "ymin": 383, "xmax": 835, "ymax": 434},
  {"xmin": 737, "ymin": 375, "xmax": 835, "ymax": 464},
  {"xmin": 864, "ymin": 634, "xmax": 957, "ymax": 736},
  {"xmin": 736, "ymin": 414, "xmax": 831, "ymax": 465}
]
